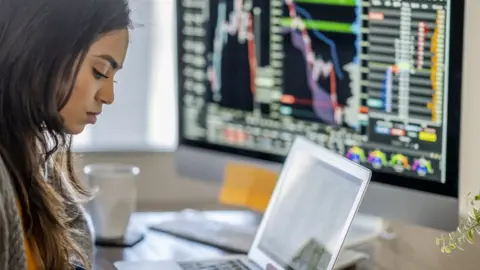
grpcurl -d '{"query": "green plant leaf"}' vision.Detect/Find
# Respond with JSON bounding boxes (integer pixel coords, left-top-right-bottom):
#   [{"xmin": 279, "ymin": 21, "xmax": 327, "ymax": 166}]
[
  {"xmin": 474, "ymin": 208, "xmax": 480, "ymax": 217},
  {"xmin": 437, "ymin": 193, "xmax": 480, "ymax": 253},
  {"xmin": 468, "ymin": 230, "xmax": 474, "ymax": 242}
]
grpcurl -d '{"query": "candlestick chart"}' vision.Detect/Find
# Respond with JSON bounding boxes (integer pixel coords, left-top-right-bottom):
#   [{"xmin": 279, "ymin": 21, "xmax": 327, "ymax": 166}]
[
  {"xmin": 204, "ymin": 0, "xmax": 271, "ymax": 111},
  {"xmin": 277, "ymin": 0, "xmax": 362, "ymax": 127}
]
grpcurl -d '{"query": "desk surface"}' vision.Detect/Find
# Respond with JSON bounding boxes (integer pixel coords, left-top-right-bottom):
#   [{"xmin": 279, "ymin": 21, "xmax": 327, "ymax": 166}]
[{"xmin": 94, "ymin": 211, "xmax": 480, "ymax": 270}]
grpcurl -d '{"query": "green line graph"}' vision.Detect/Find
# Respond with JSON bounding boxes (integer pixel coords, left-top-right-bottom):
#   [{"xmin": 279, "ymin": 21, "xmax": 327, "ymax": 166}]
[
  {"xmin": 279, "ymin": 18, "xmax": 356, "ymax": 34},
  {"xmin": 293, "ymin": 0, "xmax": 357, "ymax": 6}
]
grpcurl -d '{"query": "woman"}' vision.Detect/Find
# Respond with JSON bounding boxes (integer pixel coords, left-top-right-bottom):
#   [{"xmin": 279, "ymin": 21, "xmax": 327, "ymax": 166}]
[{"xmin": 0, "ymin": 0, "xmax": 131, "ymax": 269}]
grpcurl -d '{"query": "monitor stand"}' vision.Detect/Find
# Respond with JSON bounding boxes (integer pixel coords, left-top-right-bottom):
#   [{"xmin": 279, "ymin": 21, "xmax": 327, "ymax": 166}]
[{"xmin": 345, "ymin": 213, "xmax": 389, "ymax": 248}]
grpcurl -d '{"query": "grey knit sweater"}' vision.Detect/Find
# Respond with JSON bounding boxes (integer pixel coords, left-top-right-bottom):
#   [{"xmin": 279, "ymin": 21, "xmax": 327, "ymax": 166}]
[{"xmin": 0, "ymin": 155, "xmax": 94, "ymax": 270}]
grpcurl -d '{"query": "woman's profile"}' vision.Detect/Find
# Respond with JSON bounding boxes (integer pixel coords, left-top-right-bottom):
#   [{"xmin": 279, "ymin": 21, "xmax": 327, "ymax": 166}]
[{"xmin": 0, "ymin": 0, "xmax": 131, "ymax": 269}]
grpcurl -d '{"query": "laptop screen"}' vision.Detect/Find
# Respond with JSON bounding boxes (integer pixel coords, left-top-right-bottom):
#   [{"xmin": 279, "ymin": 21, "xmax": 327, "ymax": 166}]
[{"xmin": 257, "ymin": 151, "xmax": 363, "ymax": 270}]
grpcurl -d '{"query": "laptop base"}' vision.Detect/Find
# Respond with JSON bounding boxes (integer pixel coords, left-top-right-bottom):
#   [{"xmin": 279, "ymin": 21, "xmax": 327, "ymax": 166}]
[{"xmin": 115, "ymin": 249, "xmax": 369, "ymax": 270}]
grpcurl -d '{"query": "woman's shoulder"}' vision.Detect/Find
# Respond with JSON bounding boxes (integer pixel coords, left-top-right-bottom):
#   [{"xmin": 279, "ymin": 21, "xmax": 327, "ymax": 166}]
[
  {"xmin": 0, "ymin": 153, "xmax": 20, "ymax": 226},
  {"xmin": 0, "ymin": 154, "xmax": 15, "ymax": 206},
  {"xmin": 0, "ymin": 154, "xmax": 26, "ymax": 270},
  {"xmin": 0, "ymin": 153, "xmax": 8, "ymax": 212}
]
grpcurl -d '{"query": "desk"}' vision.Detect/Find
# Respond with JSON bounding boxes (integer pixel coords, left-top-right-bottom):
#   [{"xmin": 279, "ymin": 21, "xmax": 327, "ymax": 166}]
[
  {"xmin": 94, "ymin": 211, "xmax": 480, "ymax": 270},
  {"xmin": 94, "ymin": 211, "xmax": 234, "ymax": 270}
]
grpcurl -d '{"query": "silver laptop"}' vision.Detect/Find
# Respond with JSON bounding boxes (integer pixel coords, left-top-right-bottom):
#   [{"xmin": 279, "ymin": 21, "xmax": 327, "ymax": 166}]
[{"xmin": 115, "ymin": 136, "xmax": 372, "ymax": 270}]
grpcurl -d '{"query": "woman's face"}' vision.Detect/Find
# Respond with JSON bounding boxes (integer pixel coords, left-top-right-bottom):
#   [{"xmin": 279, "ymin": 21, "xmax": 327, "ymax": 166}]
[{"xmin": 60, "ymin": 29, "xmax": 129, "ymax": 134}]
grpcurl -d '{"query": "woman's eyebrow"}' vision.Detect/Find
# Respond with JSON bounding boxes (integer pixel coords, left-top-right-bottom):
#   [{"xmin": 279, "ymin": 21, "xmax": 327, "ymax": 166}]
[{"xmin": 94, "ymin": 54, "xmax": 122, "ymax": 70}]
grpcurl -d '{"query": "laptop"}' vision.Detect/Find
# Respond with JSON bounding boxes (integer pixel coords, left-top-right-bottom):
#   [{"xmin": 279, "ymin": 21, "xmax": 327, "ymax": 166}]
[{"xmin": 115, "ymin": 136, "xmax": 372, "ymax": 270}]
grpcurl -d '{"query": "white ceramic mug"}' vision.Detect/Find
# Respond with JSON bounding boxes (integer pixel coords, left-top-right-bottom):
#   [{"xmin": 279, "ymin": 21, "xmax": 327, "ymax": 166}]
[{"xmin": 84, "ymin": 163, "xmax": 140, "ymax": 240}]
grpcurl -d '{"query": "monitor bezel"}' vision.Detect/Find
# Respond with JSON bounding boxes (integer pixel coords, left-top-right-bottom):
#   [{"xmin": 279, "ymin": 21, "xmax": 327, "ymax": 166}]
[{"xmin": 176, "ymin": 0, "xmax": 464, "ymax": 198}]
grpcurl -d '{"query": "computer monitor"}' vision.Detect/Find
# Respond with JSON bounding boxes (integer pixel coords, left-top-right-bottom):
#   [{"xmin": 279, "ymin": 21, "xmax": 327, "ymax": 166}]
[{"xmin": 175, "ymin": 0, "xmax": 465, "ymax": 231}]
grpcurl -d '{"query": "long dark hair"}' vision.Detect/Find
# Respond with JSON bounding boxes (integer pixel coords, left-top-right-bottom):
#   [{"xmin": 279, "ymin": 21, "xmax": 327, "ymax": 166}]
[{"xmin": 0, "ymin": 0, "xmax": 131, "ymax": 268}]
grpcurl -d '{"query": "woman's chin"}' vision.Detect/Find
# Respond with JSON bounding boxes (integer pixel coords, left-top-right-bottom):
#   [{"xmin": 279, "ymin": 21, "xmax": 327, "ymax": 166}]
[{"xmin": 64, "ymin": 123, "xmax": 87, "ymax": 135}]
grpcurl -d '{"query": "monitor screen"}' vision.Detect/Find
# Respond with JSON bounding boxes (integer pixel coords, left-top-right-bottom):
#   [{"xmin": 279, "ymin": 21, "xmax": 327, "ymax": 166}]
[
  {"xmin": 177, "ymin": 0, "xmax": 463, "ymax": 196},
  {"xmin": 257, "ymin": 150, "xmax": 363, "ymax": 270}
]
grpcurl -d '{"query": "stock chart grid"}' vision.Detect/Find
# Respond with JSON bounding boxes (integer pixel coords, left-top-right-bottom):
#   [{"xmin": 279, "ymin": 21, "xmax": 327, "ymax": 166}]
[
  {"xmin": 362, "ymin": 0, "xmax": 446, "ymax": 127},
  {"xmin": 179, "ymin": 0, "xmax": 450, "ymax": 183}
]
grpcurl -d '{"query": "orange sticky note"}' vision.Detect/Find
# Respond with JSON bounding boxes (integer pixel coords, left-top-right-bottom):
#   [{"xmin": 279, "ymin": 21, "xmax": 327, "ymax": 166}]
[{"xmin": 219, "ymin": 162, "xmax": 278, "ymax": 213}]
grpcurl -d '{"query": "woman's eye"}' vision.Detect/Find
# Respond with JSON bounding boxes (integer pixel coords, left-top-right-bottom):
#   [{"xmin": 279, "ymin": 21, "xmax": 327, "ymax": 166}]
[{"xmin": 92, "ymin": 68, "xmax": 109, "ymax": 80}]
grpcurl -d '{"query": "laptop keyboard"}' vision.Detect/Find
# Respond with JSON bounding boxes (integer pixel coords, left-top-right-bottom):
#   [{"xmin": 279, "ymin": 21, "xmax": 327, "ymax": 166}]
[{"xmin": 179, "ymin": 260, "xmax": 250, "ymax": 270}]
